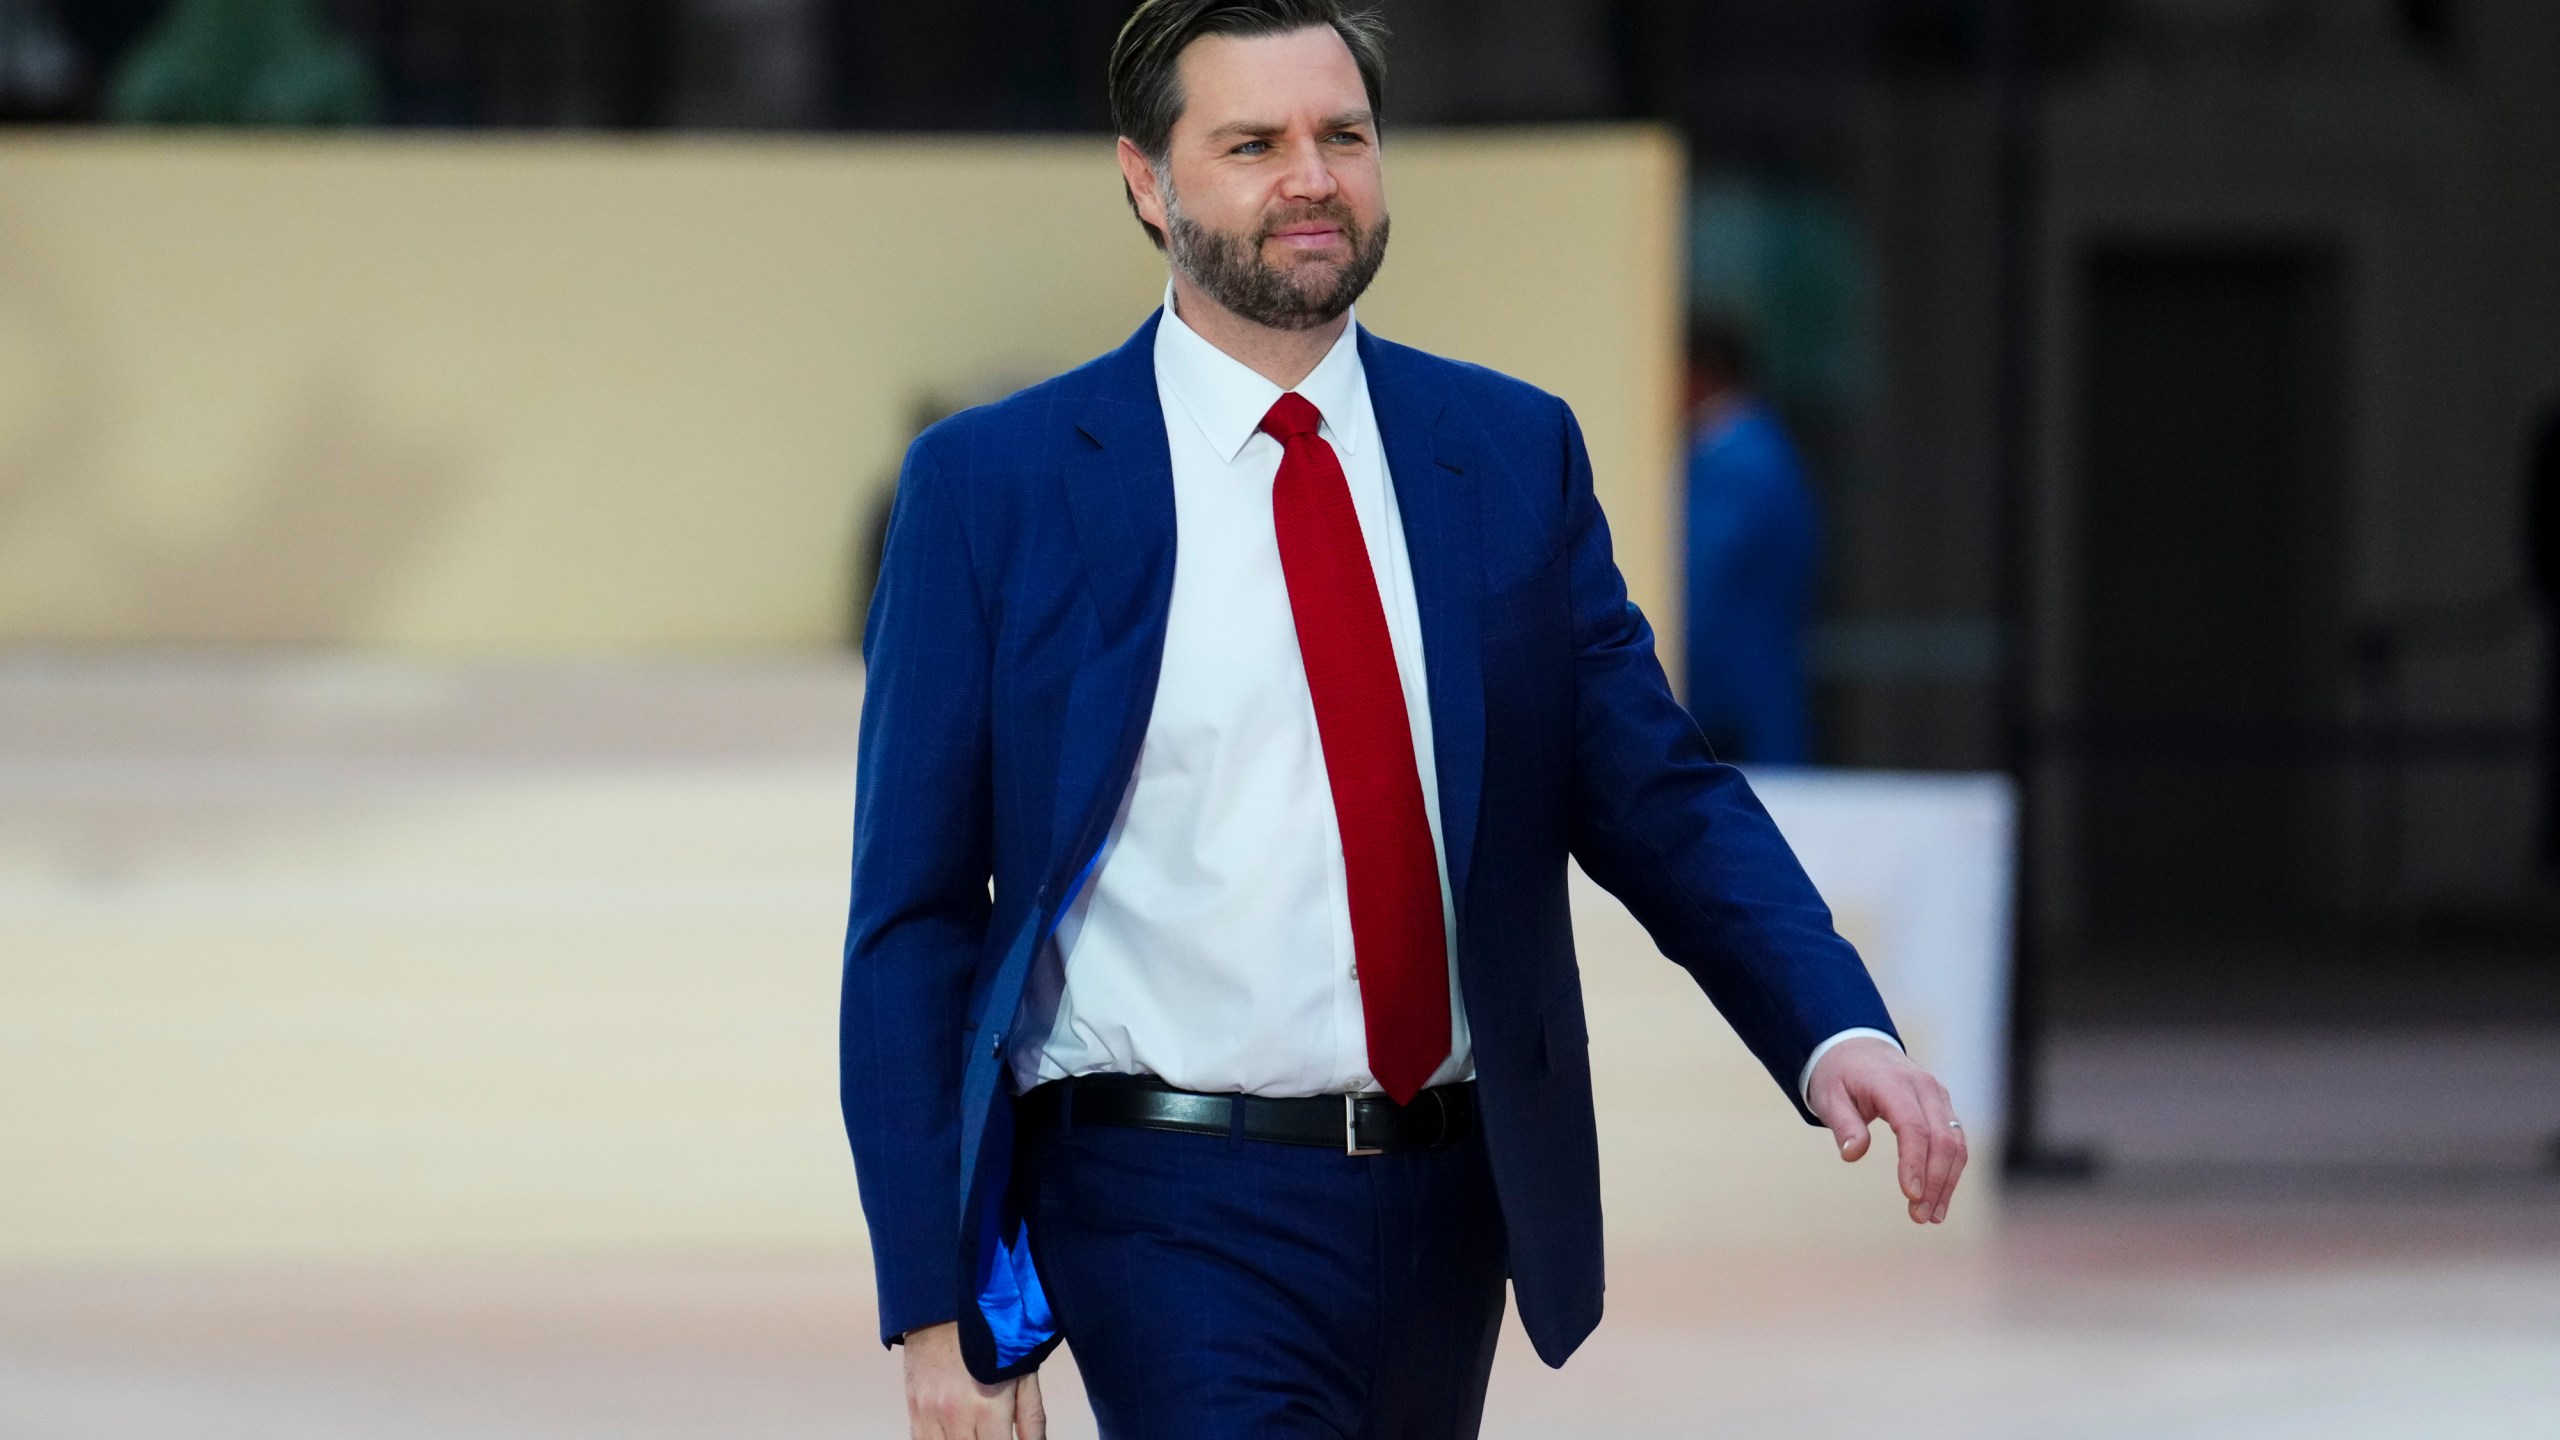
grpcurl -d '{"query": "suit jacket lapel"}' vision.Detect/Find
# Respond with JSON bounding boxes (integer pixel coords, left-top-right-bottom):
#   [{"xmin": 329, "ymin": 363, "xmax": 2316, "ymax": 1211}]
[
  {"xmin": 1360, "ymin": 328, "xmax": 1486, "ymax": 913},
  {"xmin": 1056, "ymin": 316, "xmax": 1178, "ymax": 869}
]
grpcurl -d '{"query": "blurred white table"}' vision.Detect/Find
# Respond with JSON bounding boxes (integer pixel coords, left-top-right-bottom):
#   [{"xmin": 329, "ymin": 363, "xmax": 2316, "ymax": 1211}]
[{"xmin": 1746, "ymin": 768, "xmax": 2016, "ymax": 1136}]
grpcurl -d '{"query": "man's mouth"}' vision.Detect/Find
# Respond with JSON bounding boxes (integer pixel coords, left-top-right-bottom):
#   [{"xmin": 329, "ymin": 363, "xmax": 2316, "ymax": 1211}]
[{"xmin": 1267, "ymin": 223, "xmax": 1346, "ymax": 251}]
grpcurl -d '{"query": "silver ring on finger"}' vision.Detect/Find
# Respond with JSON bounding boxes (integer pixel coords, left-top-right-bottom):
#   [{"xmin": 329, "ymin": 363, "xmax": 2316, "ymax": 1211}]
[{"xmin": 1947, "ymin": 1120, "xmax": 1964, "ymax": 1130}]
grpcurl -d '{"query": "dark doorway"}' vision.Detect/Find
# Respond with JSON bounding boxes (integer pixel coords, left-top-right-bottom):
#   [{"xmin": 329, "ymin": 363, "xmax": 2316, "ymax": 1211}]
[{"xmin": 2071, "ymin": 246, "xmax": 2347, "ymax": 949}]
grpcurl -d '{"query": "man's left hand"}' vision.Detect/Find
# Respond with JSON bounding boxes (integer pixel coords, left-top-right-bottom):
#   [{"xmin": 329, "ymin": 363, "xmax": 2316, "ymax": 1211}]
[{"xmin": 1805, "ymin": 1037, "xmax": 1968, "ymax": 1224}]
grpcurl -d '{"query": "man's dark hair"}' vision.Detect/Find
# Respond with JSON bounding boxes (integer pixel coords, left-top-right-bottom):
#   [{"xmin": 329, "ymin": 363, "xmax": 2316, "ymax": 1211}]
[
  {"xmin": 1687, "ymin": 313, "xmax": 1755, "ymax": 389},
  {"xmin": 1108, "ymin": 0, "xmax": 1388, "ymax": 249}
]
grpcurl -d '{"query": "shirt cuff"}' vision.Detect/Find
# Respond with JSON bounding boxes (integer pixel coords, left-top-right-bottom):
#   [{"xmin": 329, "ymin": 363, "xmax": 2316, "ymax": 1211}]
[{"xmin": 1798, "ymin": 1027, "xmax": 1903, "ymax": 1110}]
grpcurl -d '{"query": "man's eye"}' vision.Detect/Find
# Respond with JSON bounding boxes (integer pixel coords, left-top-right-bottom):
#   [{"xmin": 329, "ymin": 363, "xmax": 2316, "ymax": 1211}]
[
  {"xmin": 1232, "ymin": 140, "xmax": 1268, "ymax": 155},
  {"xmin": 1326, "ymin": 132, "xmax": 1365, "ymax": 145}
]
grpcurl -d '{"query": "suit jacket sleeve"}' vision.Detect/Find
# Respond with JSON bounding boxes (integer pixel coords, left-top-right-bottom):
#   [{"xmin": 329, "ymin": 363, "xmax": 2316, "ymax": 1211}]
[
  {"xmin": 1556, "ymin": 405, "xmax": 1896, "ymax": 1123},
  {"xmin": 842, "ymin": 436, "xmax": 992, "ymax": 1343}
]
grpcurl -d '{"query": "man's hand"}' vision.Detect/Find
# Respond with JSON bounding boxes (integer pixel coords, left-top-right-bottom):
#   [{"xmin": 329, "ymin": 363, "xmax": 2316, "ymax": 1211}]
[
  {"xmin": 902, "ymin": 1321, "xmax": 1045, "ymax": 1440},
  {"xmin": 1806, "ymin": 1037, "xmax": 1968, "ymax": 1224}
]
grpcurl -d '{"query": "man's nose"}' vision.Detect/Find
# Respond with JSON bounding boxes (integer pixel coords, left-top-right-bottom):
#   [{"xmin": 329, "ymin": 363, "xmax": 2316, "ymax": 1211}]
[{"xmin": 1276, "ymin": 134, "xmax": 1339, "ymax": 202}]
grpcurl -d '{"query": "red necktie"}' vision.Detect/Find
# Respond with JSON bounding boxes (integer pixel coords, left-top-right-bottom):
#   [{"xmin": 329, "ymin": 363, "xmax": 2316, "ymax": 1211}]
[{"xmin": 1260, "ymin": 391, "xmax": 1451, "ymax": 1105}]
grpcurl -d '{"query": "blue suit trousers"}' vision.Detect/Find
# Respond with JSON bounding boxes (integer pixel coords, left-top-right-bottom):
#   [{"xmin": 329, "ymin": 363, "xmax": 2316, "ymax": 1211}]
[{"xmin": 1023, "ymin": 1115, "xmax": 1508, "ymax": 1439}]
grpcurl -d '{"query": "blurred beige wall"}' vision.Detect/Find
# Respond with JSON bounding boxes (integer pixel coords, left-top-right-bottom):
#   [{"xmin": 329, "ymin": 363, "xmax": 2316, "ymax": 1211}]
[{"xmin": 0, "ymin": 130, "xmax": 1683, "ymax": 673}]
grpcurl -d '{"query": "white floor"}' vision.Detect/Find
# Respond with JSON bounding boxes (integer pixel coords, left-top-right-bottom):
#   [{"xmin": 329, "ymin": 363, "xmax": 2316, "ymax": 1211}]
[
  {"xmin": 0, "ymin": 653, "xmax": 1998, "ymax": 1267},
  {"xmin": 6, "ymin": 655, "xmax": 2559, "ymax": 1436},
  {"xmin": 5, "ymin": 1194, "xmax": 2559, "ymax": 1439}
]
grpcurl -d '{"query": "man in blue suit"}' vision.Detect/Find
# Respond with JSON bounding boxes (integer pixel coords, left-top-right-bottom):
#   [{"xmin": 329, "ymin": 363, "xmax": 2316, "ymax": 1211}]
[
  {"xmin": 845, "ymin": 4, "xmax": 1970, "ymax": 1436},
  {"xmin": 1682, "ymin": 317, "xmax": 1821, "ymax": 766}
]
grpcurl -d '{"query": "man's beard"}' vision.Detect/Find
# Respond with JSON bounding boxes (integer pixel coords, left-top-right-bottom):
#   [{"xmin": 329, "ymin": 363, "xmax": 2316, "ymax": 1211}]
[{"xmin": 1164, "ymin": 191, "xmax": 1391, "ymax": 332}]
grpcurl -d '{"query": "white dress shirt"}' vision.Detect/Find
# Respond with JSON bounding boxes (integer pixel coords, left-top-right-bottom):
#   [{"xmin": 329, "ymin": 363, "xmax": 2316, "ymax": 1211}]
[
  {"xmin": 1015, "ymin": 293, "xmax": 1469, "ymax": 1097},
  {"xmin": 1014, "ymin": 289, "xmax": 1895, "ymax": 1105}
]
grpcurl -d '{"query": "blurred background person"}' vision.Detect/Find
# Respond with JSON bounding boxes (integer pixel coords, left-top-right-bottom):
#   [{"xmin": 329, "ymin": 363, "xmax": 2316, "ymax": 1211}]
[{"xmin": 1682, "ymin": 314, "xmax": 1818, "ymax": 766}]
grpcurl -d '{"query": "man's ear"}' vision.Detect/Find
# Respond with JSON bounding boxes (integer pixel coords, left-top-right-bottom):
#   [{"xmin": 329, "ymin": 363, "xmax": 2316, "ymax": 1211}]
[{"xmin": 1117, "ymin": 136, "xmax": 1171, "ymax": 244}]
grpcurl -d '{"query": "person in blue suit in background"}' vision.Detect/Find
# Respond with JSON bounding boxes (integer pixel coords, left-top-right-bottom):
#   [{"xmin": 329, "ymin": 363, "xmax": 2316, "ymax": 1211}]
[{"xmin": 1682, "ymin": 317, "xmax": 1820, "ymax": 765}]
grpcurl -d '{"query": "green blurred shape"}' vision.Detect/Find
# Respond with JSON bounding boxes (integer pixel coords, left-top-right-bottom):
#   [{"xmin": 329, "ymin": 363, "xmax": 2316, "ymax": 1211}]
[
  {"xmin": 1690, "ymin": 173, "xmax": 1875, "ymax": 414},
  {"xmin": 108, "ymin": 0, "xmax": 379, "ymax": 127}
]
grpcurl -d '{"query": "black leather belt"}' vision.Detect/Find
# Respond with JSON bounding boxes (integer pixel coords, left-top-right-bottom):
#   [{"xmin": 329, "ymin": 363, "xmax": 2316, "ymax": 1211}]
[{"xmin": 1017, "ymin": 1074, "xmax": 1476, "ymax": 1156}]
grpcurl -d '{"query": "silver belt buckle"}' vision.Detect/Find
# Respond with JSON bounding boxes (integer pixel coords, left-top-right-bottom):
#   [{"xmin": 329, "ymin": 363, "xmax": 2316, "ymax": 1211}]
[{"xmin": 1345, "ymin": 1093, "xmax": 1383, "ymax": 1157}]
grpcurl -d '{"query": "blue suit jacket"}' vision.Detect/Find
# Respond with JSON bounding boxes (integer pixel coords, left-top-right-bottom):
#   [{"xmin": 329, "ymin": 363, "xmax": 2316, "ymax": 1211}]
[{"xmin": 842, "ymin": 314, "xmax": 1897, "ymax": 1383}]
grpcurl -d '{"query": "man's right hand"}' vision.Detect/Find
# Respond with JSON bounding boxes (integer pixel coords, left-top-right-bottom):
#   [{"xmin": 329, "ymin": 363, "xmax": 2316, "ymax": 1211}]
[{"xmin": 902, "ymin": 1321, "xmax": 1046, "ymax": 1440}]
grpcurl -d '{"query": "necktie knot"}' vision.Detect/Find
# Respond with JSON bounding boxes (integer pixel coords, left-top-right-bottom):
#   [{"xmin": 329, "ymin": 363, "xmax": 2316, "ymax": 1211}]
[{"xmin": 1259, "ymin": 392, "xmax": 1324, "ymax": 443}]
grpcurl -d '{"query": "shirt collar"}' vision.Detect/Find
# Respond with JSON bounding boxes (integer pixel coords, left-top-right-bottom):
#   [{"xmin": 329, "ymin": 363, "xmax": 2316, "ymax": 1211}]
[{"xmin": 1154, "ymin": 281, "xmax": 1367, "ymax": 465}]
